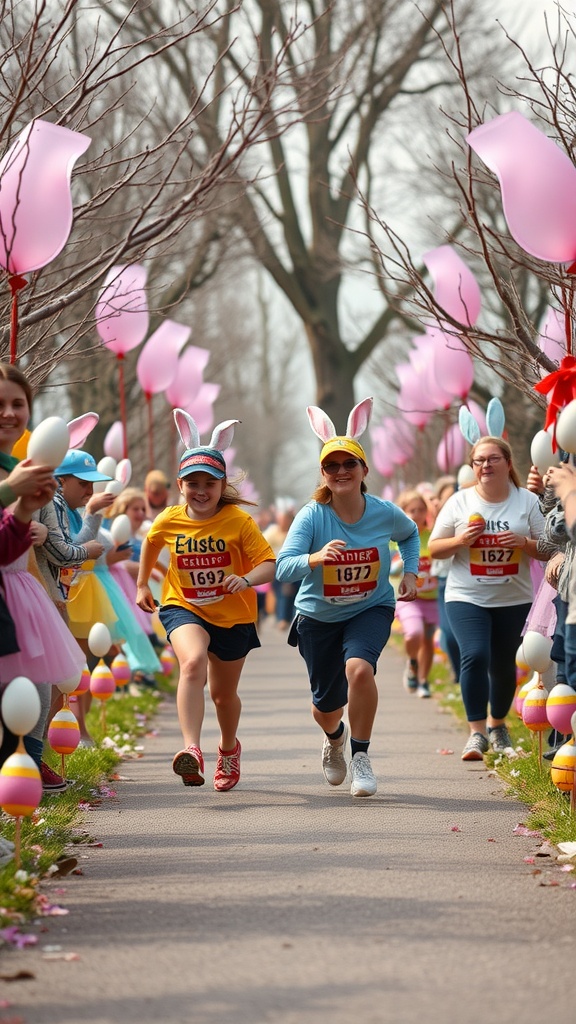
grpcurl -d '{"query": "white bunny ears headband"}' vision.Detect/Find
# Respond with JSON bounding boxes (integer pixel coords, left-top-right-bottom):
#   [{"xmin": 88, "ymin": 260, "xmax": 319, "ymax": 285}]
[
  {"xmin": 307, "ymin": 397, "xmax": 373, "ymax": 462},
  {"xmin": 173, "ymin": 408, "xmax": 239, "ymax": 478},
  {"xmin": 458, "ymin": 397, "xmax": 505, "ymax": 445}
]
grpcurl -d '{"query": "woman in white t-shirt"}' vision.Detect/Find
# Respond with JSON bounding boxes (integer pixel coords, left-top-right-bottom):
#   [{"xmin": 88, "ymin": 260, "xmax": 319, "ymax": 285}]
[{"xmin": 429, "ymin": 436, "xmax": 547, "ymax": 761}]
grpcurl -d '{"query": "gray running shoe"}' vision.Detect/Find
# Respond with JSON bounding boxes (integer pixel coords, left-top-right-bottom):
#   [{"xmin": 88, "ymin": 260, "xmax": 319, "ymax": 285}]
[
  {"xmin": 321, "ymin": 724, "xmax": 348, "ymax": 786},
  {"xmin": 488, "ymin": 725, "xmax": 513, "ymax": 753},
  {"xmin": 461, "ymin": 732, "xmax": 489, "ymax": 761},
  {"xmin": 349, "ymin": 751, "xmax": 377, "ymax": 797},
  {"xmin": 417, "ymin": 681, "xmax": 431, "ymax": 698}
]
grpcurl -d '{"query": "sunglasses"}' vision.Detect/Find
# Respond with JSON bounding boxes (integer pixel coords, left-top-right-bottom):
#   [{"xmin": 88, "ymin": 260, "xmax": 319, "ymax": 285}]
[{"xmin": 322, "ymin": 458, "xmax": 362, "ymax": 475}]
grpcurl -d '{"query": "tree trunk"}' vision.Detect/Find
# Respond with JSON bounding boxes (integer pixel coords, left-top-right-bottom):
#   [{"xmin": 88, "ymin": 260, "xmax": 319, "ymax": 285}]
[{"xmin": 304, "ymin": 321, "xmax": 358, "ymax": 430}]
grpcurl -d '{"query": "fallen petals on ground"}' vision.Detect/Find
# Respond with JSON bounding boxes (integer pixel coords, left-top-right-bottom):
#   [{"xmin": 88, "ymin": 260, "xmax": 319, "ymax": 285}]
[
  {"xmin": 0, "ymin": 926, "xmax": 37, "ymax": 949},
  {"xmin": 512, "ymin": 823, "xmax": 542, "ymax": 838}
]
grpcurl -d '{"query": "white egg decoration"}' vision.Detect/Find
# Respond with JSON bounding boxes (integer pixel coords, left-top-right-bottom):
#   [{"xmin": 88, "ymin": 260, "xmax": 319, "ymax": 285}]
[
  {"xmin": 110, "ymin": 514, "xmax": 131, "ymax": 545},
  {"xmin": 98, "ymin": 456, "xmax": 117, "ymax": 477},
  {"xmin": 57, "ymin": 669, "xmax": 84, "ymax": 696},
  {"xmin": 115, "ymin": 458, "xmax": 132, "ymax": 486},
  {"xmin": 521, "ymin": 630, "xmax": 553, "ymax": 673},
  {"xmin": 88, "ymin": 622, "xmax": 112, "ymax": 658},
  {"xmin": 1, "ymin": 676, "xmax": 41, "ymax": 736},
  {"xmin": 27, "ymin": 417, "xmax": 70, "ymax": 469},
  {"xmin": 556, "ymin": 400, "xmax": 576, "ymax": 454},
  {"xmin": 91, "ymin": 455, "xmax": 117, "ymax": 493},
  {"xmin": 457, "ymin": 464, "xmax": 476, "ymax": 487},
  {"xmin": 105, "ymin": 479, "xmax": 124, "ymax": 496},
  {"xmin": 530, "ymin": 429, "xmax": 555, "ymax": 476}
]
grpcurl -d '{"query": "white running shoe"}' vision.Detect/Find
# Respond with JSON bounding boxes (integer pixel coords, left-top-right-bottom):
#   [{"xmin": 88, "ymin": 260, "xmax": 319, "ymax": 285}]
[
  {"xmin": 349, "ymin": 751, "xmax": 377, "ymax": 797},
  {"xmin": 321, "ymin": 724, "xmax": 349, "ymax": 786}
]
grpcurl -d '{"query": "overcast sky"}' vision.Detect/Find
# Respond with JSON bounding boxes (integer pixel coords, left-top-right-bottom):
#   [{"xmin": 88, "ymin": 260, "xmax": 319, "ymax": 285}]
[{"xmin": 498, "ymin": 0, "xmax": 567, "ymax": 46}]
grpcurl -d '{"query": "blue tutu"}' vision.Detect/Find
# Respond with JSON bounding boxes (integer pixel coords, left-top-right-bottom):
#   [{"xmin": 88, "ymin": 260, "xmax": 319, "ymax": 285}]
[{"xmin": 94, "ymin": 564, "xmax": 161, "ymax": 675}]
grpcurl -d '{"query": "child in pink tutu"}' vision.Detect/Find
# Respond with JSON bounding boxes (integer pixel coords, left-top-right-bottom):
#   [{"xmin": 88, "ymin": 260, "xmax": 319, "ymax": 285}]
[{"xmin": 0, "ymin": 363, "xmax": 86, "ymax": 777}]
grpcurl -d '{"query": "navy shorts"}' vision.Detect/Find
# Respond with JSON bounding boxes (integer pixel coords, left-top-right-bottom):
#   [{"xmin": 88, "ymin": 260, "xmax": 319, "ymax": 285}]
[
  {"xmin": 294, "ymin": 604, "xmax": 395, "ymax": 713},
  {"xmin": 159, "ymin": 604, "xmax": 261, "ymax": 662}
]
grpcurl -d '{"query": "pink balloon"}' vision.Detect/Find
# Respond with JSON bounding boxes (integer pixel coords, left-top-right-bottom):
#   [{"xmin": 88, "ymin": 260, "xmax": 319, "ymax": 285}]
[
  {"xmin": 95, "ymin": 264, "xmax": 149, "ymax": 354},
  {"xmin": 422, "ymin": 245, "xmax": 481, "ymax": 326},
  {"xmin": 431, "ymin": 328, "xmax": 474, "ymax": 400},
  {"xmin": 67, "ymin": 412, "xmax": 99, "ymax": 449},
  {"xmin": 436, "ymin": 423, "xmax": 467, "ymax": 472},
  {"xmin": 411, "ymin": 335, "xmax": 454, "ymax": 410},
  {"xmin": 538, "ymin": 306, "xmax": 565, "ymax": 367},
  {"xmin": 137, "ymin": 320, "xmax": 190, "ymax": 395},
  {"xmin": 0, "ymin": 119, "xmax": 91, "ymax": 275},
  {"xmin": 370, "ymin": 427, "xmax": 397, "ymax": 476},
  {"xmin": 165, "ymin": 346, "xmax": 211, "ymax": 408},
  {"xmin": 467, "ymin": 112, "xmax": 576, "ymax": 263},
  {"xmin": 103, "ymin": 420, "xmax": 125, "ymax": 461},
  {"xmin": 377, "ymin": 417, "xmax": 416, "ymax": 465},
  {"xmin": 396, "ymin": 364, "xmax": 433, "ymax": 428}
]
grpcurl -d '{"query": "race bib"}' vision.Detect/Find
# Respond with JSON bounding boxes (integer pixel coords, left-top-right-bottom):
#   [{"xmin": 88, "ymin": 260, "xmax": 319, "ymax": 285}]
[
  {"xmin": 58, "ymin": 565, "xmax": 81, "ymax": 599},
  {"xmin": 469, "ymin": 534, "xmax": 521, "ymax": 582},
  {"xmin": 177, "ymin": 551, "xmax": 232, "ymax": 605},
  {"xmin": 322, "ymin": 547, "xmax": 380, "ymax": 604},
  {"xmin": 416, "ymin": 555, "xmax": 437, "ymax": 595}
]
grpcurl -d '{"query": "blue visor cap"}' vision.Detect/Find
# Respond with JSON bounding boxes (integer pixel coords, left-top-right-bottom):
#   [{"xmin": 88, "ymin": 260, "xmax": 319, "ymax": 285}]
[
  {"xmin": 178, "ymin": 447, "xmax": 226, "ymax": 480},
  {"xmin": 54, "ymin": 449, "xmax": 112, "ymax": 481}
]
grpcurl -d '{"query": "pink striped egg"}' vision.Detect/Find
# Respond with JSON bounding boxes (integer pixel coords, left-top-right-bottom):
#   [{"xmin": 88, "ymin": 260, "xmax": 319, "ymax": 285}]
[
  {"xmin": 0, "ymin": 752, "xmax": 42, "ymax": 817},
  {"xmin": 90, "ymin": 661, "xmax": 116, "ymax": 701},
  {"xmin": 111, "ymin": 653, "xmax": 131, "ymax": 688},
  {"xmin": 522, "ymin": 683, "xmax": 550, "ymax": 732},
  {"xmin": 546, "ymin": 684, "xmax": 576, "ymax": 737},
  {"xmin": 48, "ymin": 708, "xmax": 81, "ymax": 755},
  {"xmin": 514, "ymin": 678, "xmax": 536, "ymax": 717},
  {"xmin": 72, "ymin": 665, "xmax": 91, "ymax": 696}
]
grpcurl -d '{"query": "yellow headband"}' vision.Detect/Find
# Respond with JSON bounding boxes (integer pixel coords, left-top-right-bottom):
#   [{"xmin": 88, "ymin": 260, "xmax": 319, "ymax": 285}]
[{"xmin": 320, "ymin": 437, "xmax": 367, "ymax": 464}]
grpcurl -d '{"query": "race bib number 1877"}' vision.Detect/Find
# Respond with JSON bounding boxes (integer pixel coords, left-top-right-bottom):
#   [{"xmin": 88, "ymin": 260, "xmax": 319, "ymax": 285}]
[{"xmin": 322, "ymin": 547, "xmax": 380, "ymax": 604}]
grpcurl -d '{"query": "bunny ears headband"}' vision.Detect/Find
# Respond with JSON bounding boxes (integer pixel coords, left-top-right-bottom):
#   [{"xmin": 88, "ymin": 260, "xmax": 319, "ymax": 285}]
[
  {"xmin": 173, "ymin": 408, "xmax": 239, "ymax": 479},
  {"xmin": 307, "ymin": 397, "xmax": 373, "ymax": 463},
  {"xmin": 458, "ymin": 397, "xmax": 505, "ymax": 446}
]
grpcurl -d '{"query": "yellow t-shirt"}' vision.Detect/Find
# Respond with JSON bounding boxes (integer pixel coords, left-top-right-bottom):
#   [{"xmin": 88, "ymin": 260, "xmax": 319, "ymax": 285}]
[{"xmin": 146, "ymin": 504, "xmax": 275, "ymax": 627}]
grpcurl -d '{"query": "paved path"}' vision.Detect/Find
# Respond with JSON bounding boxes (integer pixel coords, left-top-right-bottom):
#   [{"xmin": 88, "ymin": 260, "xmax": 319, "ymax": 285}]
[{"xmin": 4, "ymin": 619, "xmax": 574, "ymax": 1024}]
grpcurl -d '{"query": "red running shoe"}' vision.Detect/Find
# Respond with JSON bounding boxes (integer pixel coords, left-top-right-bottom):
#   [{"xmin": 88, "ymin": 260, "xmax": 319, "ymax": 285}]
[
  {"xmin": 213, "ymin": 740, "xmax": 241, "ymax": 791},
  {"xmin": 172, "ymin": 745, "xmax": 205, "ymax": 786},
  {"xmin": 40, "ymin": 762, "xmax": 67, "ymax": 793}
]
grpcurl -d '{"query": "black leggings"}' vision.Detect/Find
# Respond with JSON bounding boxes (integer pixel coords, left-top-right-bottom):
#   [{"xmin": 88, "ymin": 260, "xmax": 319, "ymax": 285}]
[{"xmin": 446, "ymin": 601, "xmax": 531, "ymax": 722}]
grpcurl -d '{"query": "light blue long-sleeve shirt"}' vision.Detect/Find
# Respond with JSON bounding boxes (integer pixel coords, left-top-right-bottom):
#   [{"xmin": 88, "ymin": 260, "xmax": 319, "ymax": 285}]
[{"xmin": 276, "ymin": 495, "xmax": 419, "ymax": 622}]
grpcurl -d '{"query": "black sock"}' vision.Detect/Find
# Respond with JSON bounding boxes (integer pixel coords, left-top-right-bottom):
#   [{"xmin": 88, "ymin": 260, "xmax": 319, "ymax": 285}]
[
  {"xmin": 351, "ymin": 738, "xmax": 370, "ymax": 758},
  {"xmin": 325, "ymin": 722, "xmax": 344, "ymax": 741}
]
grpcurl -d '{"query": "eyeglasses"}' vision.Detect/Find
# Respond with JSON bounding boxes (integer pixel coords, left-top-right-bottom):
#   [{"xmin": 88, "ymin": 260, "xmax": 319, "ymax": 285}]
[
  {"xmin": 471, "ymin": 455, "xmax": 505, "ymax": 467},
  {"xmin": 322, "ymin": 458, "xmax": 361, "ymax": 475}
]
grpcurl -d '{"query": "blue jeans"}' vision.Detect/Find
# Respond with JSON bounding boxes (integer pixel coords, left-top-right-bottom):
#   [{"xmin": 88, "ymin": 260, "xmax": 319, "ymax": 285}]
[
  {"xmin": 446, "ymin": 601, "xmax": 531, "ymax": 722},
  {"xmin": 551, "ymin": 594, "xmax": 568, "ymax": 684},
  {"xmin": 562, "ymin": 621, "xmax": 576, "ymax": 692}
]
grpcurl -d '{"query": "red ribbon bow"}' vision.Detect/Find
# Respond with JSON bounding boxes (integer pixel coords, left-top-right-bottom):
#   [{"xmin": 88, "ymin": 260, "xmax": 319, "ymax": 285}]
[{"xmin": 534, "ymin": 355, "xmax": 576, "ymax": 434}]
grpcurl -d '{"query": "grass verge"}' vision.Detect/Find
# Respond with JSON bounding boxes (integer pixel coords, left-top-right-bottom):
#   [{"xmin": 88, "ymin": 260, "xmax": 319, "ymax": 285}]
[
  {"xmin": 0, "ymin": 681, "xmax": 167, "ymax": 931},
  {"xmin": 428, "ymin": 651, "xmax": 576, "ymax": 843}
]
